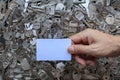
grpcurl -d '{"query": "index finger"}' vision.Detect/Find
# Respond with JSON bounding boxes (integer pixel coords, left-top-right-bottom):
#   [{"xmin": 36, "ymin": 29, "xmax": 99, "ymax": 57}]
[{"xmin": 69, "ymin": 32, "xmax": 85, "ymax": 44}]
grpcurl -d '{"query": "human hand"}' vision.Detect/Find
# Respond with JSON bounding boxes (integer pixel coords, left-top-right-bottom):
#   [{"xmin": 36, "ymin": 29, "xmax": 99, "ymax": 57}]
[{"xmin": 68, "ymin": 29, "xmax": 120, "ymax": 67}]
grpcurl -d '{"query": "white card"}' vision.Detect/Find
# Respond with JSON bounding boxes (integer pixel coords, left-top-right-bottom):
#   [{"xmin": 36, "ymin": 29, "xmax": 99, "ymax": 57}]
[{"xmin": 36, "ymin": 39, "xmax": 71, "ymax": 61}]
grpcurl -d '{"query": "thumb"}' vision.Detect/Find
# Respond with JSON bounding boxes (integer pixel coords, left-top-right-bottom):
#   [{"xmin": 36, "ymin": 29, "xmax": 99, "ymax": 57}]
[{"xmin": 68, "ymin": 44, "xmax": 93, "ymax": 56}]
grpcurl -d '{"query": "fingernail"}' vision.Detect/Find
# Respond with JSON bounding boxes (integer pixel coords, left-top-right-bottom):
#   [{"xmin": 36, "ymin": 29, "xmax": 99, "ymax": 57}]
[{"xmin": 68, "ymin": 46, "xmax": 74, "ymax": 53}]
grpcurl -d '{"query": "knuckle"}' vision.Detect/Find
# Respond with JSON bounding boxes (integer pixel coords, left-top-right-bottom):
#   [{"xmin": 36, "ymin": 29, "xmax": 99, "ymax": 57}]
[{"xmin": 74, "ymin": 45, "xmax": 80, "ymax": 53}]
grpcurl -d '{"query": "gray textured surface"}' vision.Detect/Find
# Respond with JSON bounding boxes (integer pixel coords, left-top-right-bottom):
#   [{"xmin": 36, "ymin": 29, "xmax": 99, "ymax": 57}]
[{"xmin": 0, "ymin": 0, "xmax": 120, "ymax": 80}]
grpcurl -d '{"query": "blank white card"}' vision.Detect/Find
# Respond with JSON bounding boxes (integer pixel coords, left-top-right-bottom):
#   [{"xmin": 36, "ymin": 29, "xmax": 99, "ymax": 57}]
[{"xmin": 36, "ymin": 39, "xmax": 71, "ymax": 61}]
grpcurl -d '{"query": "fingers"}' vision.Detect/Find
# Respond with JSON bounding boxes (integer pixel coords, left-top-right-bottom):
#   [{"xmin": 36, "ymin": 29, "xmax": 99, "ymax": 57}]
[
  {"xmin": 74, "ymin": 55, "xmax": 96, "ymax": 67},
  {"xmin": 68, "ymin": 29, "xmax": 101, "ymax": 67},
  {"xmin": 75, "ymin": 56, "xmax": 86, "ymax": 67},
  {"xmin": 70, "ymin": 32, "xmax": 85, "ymax": 44},
  {"xmin": 68, "ymin": 44, "xmax": 93, "ymax": 55},
  {"xmin": 69, "ymin": 29, "xmax": 93, "ymax": 44},
  {"xmin": 68, "ymin": 44, "xmax": 97, "ymax": 67},
  {"xmin": 86, "ymin": 60, "xmax": 96, "ymax": 66}
]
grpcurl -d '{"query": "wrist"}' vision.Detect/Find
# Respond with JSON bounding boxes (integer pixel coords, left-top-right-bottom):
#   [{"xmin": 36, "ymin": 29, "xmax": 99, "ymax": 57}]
[
  {"xmin": 113, "ymin": 35, "xmax": 120, "ymax": 55},
  {"xmin": 114, "ymin": 35, "xmax": 120, "ymax": 46}
]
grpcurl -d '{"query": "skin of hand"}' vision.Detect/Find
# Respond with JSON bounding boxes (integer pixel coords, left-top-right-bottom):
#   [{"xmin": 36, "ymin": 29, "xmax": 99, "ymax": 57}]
[{"xmin": 68, "ymin": 29, "xmax": 120, "ymax": 67}]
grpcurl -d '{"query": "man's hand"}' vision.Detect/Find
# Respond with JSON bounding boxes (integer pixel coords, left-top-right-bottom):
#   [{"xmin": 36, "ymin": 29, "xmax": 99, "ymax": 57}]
[{"xmin": 68, "ymin": 29, "xmax": 120, "ymax": 67}]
